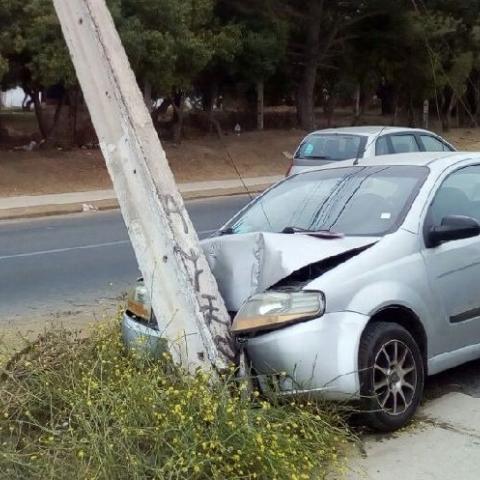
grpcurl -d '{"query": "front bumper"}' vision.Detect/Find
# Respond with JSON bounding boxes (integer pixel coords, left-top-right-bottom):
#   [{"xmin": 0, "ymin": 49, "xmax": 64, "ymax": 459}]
[
  {"xmin": 123, "ymin": 309, "xmax": 369, "ymax": 400},
  {"xmin": 243, "ymin": 311, "xmax": 370, "ymax": 400}
]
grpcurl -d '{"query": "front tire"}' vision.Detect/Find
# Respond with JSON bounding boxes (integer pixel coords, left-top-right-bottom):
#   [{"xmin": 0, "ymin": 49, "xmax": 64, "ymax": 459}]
[{"xmin": 358, "ymin": 321, "xmax": 425, "ymax": 432}]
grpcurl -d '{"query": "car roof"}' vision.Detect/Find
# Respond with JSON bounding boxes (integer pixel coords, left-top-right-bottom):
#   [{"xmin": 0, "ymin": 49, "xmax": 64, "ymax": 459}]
[
  {"xmin": 302, "ymin": 151, "xmax": 480, "ymax": 172},
  {"xmin": 307, "ymin": 126, "xmax": 435, "ymax": 137}
]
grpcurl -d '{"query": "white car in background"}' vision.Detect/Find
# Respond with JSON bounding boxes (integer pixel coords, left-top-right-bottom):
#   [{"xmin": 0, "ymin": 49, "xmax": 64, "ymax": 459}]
[{"xmin": 287, "ymin": 126, "xmax": 456, "ymax": 175}]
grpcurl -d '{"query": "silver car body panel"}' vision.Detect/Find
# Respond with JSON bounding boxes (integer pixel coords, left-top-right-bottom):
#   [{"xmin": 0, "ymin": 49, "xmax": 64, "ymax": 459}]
[
  {"xmin": 245, "ymin": 311, "xmax": 370, "ymax": 399},
  {"xmin": 123, "ymin": 151, "xmax": 480, "ymax": 399}
]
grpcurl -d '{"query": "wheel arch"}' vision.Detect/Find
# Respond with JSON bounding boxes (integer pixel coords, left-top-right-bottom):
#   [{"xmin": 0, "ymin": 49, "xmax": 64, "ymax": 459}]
[{"xmin": 367, "ymin": 305, "xmax": 428, "ymax": 374}]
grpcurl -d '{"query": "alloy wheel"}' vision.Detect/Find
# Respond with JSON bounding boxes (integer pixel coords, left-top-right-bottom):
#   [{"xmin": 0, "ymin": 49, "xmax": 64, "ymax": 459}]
[{"xmin": 373, "ymin": 339, "xmax": 417, "ymax": 416}]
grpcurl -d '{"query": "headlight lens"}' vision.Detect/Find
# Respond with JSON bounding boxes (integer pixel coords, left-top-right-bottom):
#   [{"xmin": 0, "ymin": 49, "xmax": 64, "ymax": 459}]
[
  {"xmin": 127, "ymin": 281, "xmax": 152, "ymax": 320},
  {"xmin": 231, "ymin": 290, "xmax": 325, "ymax": 335}
]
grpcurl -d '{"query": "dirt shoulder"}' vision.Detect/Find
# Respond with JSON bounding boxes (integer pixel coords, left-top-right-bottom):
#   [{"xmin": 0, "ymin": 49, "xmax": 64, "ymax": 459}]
[
  {"xmin": 1, "ymin": 127, "xmax": 480, "ymax": 198},
  {"xmin": 0, "ymin": 130, "xmax": 299, "ymax": 197}
]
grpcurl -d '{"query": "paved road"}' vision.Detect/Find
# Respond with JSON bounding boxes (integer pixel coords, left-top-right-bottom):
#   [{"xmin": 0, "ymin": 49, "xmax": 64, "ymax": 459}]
[{"xmin": 0, "ymin": 195, "xmax": 250, "ymax": 328}]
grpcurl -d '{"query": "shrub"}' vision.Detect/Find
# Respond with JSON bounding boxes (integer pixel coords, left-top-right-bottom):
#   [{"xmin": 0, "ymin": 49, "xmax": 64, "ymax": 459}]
[{"xmin": 0, "ymin": 322, "xmax": 350, "ymax": 479}]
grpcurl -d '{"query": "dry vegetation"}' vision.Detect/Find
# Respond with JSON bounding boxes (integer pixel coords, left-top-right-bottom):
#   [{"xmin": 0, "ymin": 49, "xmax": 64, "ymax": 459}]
[
  {"xmin": 0, "ymin": 128, "xmax": 298, "ymax": 197},
  {"xmin": 0, "ymin": 322, "xmax": 351, "ymax": 479},
  {"xmin": 2, "ymin": 125, "xmax": 480, "ymax": 198}
]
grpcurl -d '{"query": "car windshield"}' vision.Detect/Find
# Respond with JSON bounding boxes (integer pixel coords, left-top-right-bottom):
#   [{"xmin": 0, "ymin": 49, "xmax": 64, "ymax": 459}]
[
  {"xmin": 225, "ymin": 166, "xmax": 428, "ymax": 237},
  {"xmin": 295, "ymin": 134, "xmax": 363, "ymax": 161}
]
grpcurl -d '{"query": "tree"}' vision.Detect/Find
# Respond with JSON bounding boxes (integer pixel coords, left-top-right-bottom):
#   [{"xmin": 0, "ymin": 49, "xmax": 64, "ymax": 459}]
[
  {"xmin": 418, "ymin": 5, "xmax": 480, "ymax": 129},
  {"xmin": 0, "ymin": 1, "xmax": 12, "ymax": 82},
  {"xmin": 1, "ymin": 0, "xmax": 79, "ymax": 143},
  {"xmin": 285, "ymin": 0, "xmax": 375, "ymax": 130},
  {"xmin": 0, "ymin": 57, "xmax": 6, "ymax": 82},
  {"xmin": 215, "ymin": 1, "xmax": 288, "ymax": 129},
  {"xmin": 114, "ymin": 0, "xmax": 241, "ymax": 142}
]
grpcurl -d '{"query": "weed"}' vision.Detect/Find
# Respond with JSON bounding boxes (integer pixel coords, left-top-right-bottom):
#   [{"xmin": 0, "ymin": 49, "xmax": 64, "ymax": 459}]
[{"xmin": 0, "ymin": 321, "xmax": 350, "ymax": 479}]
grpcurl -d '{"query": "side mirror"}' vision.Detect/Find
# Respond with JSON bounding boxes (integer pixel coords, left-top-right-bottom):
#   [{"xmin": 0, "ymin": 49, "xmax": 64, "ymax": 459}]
[{"xmin": 426, "ymin": 215, "xmax": 480, "ymax": 248}]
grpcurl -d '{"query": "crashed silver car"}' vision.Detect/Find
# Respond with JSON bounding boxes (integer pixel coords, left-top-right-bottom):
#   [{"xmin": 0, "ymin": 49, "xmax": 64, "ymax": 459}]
[{"xmin": 124, "ymin": 151, "xmax": 480, "ymax": 431}]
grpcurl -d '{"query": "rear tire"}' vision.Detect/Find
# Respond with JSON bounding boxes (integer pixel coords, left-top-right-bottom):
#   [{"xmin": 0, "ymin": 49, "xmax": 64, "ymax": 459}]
[{"xmin": 358, "ymin": 321, "xmax": 424, "ymax": 432}]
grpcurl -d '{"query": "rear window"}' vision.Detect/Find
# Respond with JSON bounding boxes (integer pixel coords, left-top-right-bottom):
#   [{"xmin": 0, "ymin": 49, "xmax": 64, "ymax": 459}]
[{"xmin": 295, "ymin": 134, "xmax": 363, "ymax": 161}]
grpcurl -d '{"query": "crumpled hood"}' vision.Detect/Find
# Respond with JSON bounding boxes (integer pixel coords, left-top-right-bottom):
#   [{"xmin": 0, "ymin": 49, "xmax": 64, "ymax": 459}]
[{"xmin": 201, "ymin": 232, "xmax": 378, "ymax": 311}]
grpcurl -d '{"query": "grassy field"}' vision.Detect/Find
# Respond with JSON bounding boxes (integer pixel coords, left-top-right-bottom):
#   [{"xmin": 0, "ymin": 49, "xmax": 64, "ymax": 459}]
[{"xmin": 0, "ymin": 322, "xmax": 351, "ymax": 479}]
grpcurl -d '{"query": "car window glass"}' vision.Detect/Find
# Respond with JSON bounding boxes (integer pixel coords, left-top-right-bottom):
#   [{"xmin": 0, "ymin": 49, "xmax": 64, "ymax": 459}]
[
  {"xmin": 390, "ymin": 135, "xmax": 420, "ymax": 153},
  {"xmin": 421, "ymin": 135, "xmax": 450, "ymax": 152},
  {"xmin": 375, "ymin": 136, "xmax": 390, "ymax": 155},
  {"xmin": 429, "ymin": 165, "xmax": 480, "ymax": 225}
]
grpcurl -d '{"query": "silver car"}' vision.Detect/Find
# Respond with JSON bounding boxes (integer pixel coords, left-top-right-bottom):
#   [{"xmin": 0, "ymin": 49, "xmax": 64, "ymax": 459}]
[
  {"xmin": 288, "ymin": 126, "xmax": 455, "ymax": 175},
  {"xmin": 123, "ymin": 151, "xmax": 480, "ymax": 432}
]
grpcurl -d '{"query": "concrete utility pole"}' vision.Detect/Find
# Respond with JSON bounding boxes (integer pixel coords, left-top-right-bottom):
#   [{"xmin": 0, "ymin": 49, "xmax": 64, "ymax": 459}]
[{"xmin": 52, "ymin": 0, "xmax": 235, "ymax": 371}]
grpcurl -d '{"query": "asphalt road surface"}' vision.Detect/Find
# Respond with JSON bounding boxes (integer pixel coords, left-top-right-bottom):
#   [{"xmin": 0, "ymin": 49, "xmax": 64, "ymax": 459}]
[{"xmin": 0, "ymin": 195, "xmax": 250, "ymax": 328}]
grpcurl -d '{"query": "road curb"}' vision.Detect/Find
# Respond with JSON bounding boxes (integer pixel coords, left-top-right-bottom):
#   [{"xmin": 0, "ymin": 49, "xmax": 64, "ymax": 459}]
[{"xmin": 0, "ymin": 185, "xmax": 269, "ymax": 221}]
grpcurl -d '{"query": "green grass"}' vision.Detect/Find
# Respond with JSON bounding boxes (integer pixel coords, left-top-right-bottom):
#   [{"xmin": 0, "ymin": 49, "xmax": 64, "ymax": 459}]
[{"xmin": 0, "ymin": 322, "xmax": 351, "ymax": 479}]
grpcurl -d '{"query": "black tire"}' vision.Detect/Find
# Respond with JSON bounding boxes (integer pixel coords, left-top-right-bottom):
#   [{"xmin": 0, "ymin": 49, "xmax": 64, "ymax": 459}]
[{"xmin": 358, "ymin": 321, "xmax": 425, "ymax": 432}]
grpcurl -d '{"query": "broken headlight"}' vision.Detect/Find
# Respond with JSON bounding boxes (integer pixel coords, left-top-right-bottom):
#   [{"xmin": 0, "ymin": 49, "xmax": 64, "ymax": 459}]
[
  {"xmin": 231, "ymin": 290, "xmax": 325, "ymax": 335},
  {"xmin": 126, "ymin": 281, "xmax": 152, "ymax": 321}
]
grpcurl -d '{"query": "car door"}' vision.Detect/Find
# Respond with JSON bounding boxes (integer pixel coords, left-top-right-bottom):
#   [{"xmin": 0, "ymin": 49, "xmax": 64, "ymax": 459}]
[{"xmin": 421, "ymin": 164, "xmax": 480, "ymax": 353}]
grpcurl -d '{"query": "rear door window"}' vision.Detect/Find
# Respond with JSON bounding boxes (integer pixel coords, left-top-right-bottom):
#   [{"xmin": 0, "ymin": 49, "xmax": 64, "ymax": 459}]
[
  {"xmin": 390, "ymin": 135, "xmax": 420, "ymax": 154},
  {"xmin": 375, "ymin": 136, "xmax": 390, "ymax": 155}
]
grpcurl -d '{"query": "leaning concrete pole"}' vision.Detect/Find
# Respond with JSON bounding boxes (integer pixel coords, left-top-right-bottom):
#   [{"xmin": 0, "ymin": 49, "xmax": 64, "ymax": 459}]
[{"xmin": 52, "ymin": 0, "xmax": 235, "ymax": 371}]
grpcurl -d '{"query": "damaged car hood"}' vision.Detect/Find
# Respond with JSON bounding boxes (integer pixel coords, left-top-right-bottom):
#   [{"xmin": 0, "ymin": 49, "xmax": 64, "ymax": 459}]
[{"xmin": 201, "ymin": 232, "xmax": 378, "ymax": 311}]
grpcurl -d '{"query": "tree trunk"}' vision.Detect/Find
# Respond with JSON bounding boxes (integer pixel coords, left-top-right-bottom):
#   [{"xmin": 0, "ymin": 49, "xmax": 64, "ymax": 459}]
[
  {"xmin": 352, "ymin": 83, "xmax": 361, "ymax": 125},
  {"xmin": 151, "ymin": 97, "xmax": 171, "ymax": 126},
  {"xmin": 144, "ymin": 81, "xmax": 153, "ymax": 112},
  {"xmin": 202, "ymin": 81, "xmax": 220, "ymax": 136},
  {"xmin": 442, "ymin": 93, "xmax": 456, "ymax": 132},
  {"xmin": 0, "ymin": 116, "xmax": 7, "ymax": 141},
  {"xmin": 378, "ymin": 82, "xmax": 395, "ymax": 116},
  {"xmin": 324, "ymin": 93, "xmax": 336, "ymax": 127},
  {"xmin": 47, "ymin": 93, "xmax": 65, "ymax": 139},
  {"xmin": 391, "ymin": 98, "xmax": 398, "ymax": 125},
  {"xmin": 422, "ymin": 99, "xmax": 429, "ymax": 129},
  {"xmin": 0, "ymin": 94, "xmax": 6, "ymax": 140},
  {"xmin": 407, "ymin": 95, "xmax": 417, "ymax": 127},
  {"xmin": 67, "ymin": 88, "xmax": 80, "ymax": 146},
  {"xmin": 296, "ymin": 1, "xmax": 323, "ymax": 131},
  {"xmin": 296, "ymin": 62, "xmax": 318, "ymax": 130},
  {"xmin": 30, "ymin": 89, "xmax": 49, "ymax": 139},
  {"xmin": 171, "ymin": 92, "xmax": 185, "ymax": 143},
  {"xmin": 256, "ymin": 79, "xmax": 264, "ymax": 130}
]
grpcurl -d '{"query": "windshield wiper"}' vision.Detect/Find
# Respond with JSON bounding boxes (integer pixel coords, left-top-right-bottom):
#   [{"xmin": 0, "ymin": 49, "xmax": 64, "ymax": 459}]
[
  {"xmin": 281, "ymin": 226, "xmax": 343, "ymax": 238},
  {"xmin": 218, "ymin": 227, "xmax": 235, "ymax": 236},
  {"xmin": 299, "ymin": 155, "xmax": 331, "ymax": 160}
]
